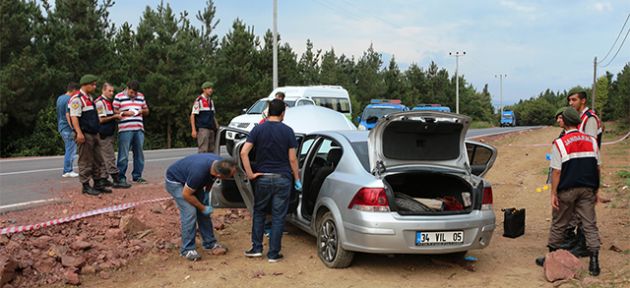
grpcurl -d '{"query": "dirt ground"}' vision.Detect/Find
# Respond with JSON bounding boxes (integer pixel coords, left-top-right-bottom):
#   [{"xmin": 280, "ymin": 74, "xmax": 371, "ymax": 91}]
[{"xmin": 2, "ymin": 125, "xmax": 629, "ymax": 287}]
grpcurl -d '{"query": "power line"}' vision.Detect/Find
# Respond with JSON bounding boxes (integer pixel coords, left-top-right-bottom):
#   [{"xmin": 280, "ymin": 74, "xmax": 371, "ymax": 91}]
[
  {"xmin": 600, "ymin": 25, "xmax": 630, "ymax": 68},
  {"xmin": 598, "ymin": 12, "xmax": 630, "ymax": 65}
]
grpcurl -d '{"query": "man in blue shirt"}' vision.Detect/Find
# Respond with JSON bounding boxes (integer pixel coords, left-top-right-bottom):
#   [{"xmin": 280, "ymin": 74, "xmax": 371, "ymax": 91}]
[
  {"xmin": 56, "ymin": 82, "xmax": 79, "ymax": 177},
  {"xmin": 241, "ymin": 99, "xmax": 302, "ymax": 263},
  {"xmin": 165, "ymin": 154, "xmax": 236, "ymax": 261}
]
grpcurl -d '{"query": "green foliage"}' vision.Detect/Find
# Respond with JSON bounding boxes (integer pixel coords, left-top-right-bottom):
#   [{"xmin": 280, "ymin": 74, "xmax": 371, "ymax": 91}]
[{"xmin": 1, "ymin": 1, "xmax": 628, "ymax": 156}]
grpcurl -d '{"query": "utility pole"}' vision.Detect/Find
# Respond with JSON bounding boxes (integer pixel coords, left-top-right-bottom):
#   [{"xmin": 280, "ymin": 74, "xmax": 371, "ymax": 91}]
[
  {"xmin": 449, "ymin": 51, "xmax": 466, "ymax": 114},
  {"xmin": 592, "ymin": 57, "xmax": 597, "ymax": 111},
  {"xmin": 495, "ymin": 74, "xmax": 507, "ymax": 116},
  {"xmin": 272, "ymin": 0, "xmax": 278, "ymax": 89}
]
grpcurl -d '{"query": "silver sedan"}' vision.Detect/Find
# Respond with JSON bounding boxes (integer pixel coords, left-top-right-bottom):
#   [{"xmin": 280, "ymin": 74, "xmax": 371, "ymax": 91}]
[{"xmin": 213, "ymin": 110, "xmax": 497, "ymax": 268}]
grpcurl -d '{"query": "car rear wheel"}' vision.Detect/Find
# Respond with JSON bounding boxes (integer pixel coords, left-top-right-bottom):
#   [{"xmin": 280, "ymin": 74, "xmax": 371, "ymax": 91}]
[{"xmin": 317, "ymin": 211, "xmax": 354, "ymax": 268}]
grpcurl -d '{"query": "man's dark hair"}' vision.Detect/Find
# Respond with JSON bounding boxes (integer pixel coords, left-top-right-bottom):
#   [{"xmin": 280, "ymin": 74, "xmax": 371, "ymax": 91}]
[
  {"xmin": 126, "ymin": 80, "xmax": 140, "ymax": 91},
  {"xmin": 215, "ymin": 159, "xmax": 236, "ymax": 177},
  {"xmin": 567, "ymin": 90, "xmax": 587, "ymax": 101},
  {"xmin": 67, "ymin": 82, "xmax": 79, "ymax": 91},
  {"xmin": 275, "ymin": 92, "xmax": 285, "ymax": 100},
  {"xmin": 268, "ymin": 99, "xmax": 286, "ymax": 116}
]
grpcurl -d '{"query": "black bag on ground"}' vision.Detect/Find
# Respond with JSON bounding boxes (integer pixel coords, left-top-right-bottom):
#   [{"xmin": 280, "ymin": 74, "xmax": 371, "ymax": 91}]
[{"xmin": 502, "ymin": 207, "xmax": 525, "ymax": 238}]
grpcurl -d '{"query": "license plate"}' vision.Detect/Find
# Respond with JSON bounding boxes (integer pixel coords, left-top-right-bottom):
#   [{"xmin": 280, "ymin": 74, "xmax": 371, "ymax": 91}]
[{"xmin": 415, "ymin": 231, "xmax": 464, "ymax": 246}]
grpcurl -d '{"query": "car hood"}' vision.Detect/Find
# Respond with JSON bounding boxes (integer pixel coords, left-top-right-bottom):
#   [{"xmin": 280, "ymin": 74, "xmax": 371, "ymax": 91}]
[{"xmin": 367, "ymin": 111, "xmax": 471, "ymax": 174}]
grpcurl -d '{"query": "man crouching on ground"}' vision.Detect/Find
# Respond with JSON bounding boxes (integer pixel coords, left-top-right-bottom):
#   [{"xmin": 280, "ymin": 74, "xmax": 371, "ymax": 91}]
[{"xmin": 165, "ymin": 154, "xmax": 236, "ymax": 261}]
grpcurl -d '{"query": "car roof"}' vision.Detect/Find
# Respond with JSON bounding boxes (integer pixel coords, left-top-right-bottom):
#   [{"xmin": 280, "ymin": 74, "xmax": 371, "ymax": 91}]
[
  {"xmin": 366, "ymin": 103, "xmax": 406, "ymax": 109},
  {"xmin": 315, "ymin": 130, "xmax": 369, "ymax": 143}
]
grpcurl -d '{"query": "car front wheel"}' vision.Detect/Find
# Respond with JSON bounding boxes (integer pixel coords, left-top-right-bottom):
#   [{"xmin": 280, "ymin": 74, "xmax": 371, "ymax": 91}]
[{"xmin": 317, "ymin": 211, "xmax": 354, "ymax": 268}]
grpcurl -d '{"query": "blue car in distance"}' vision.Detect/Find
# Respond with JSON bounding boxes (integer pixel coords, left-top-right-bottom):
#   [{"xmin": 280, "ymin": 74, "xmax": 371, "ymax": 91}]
[
  {"xmin": 412, "ymin": 104, "xmax": 452, "ymax": 113},
  {"xmin": 357, "ymin": 99, "xmax": 408, "ymax": 130}
]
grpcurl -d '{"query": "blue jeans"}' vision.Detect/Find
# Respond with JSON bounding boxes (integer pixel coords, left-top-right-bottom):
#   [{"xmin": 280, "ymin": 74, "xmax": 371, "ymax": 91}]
[
  {"xmin": 60, "ymin": 129, "xmax": 76, "ymax": 174},
  {"xmin": 164, "ymin": 180, "xmax": 217, "ymax": 254},
  {"xmin": 117, "ymin": 131, "xmax": 145, "ymax": 181},
  {"xmin": 252, "ymin": 176, "xmax": 291, "ymax": 258}
]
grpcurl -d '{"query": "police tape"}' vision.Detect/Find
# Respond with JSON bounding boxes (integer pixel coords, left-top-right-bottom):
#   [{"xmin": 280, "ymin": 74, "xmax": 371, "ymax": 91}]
[{"xmin": 0, "ymin": 197, "xmax": 172, "ymax": 235}]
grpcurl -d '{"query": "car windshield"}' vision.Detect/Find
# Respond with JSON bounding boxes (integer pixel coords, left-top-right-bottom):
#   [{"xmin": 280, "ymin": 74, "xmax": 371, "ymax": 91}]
[
  {"xmin": 361, "ymin": 107, "xmax": 400, "ymax": 121},
  {"xmin": 247, "ymin": 100, "xmax": 267, "ymax": 114},
  {"xmin": 350, "ymin": 141, "xmax": 370, "ymax": 172},
  {"xmin": 502, "ymin": 114, "xmax": 512, "ymax": 119}
]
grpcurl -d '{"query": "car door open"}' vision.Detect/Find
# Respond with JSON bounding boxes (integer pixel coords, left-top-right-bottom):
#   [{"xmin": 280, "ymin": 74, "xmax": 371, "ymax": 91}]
[{"xmin": 465, "ymin": 140, "xmax": 497, "ymax": 177}]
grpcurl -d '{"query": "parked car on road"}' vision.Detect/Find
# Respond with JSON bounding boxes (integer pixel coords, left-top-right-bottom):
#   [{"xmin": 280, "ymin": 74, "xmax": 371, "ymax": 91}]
[
  {"xmin": 213, "ymin": 111, "xmax": 497, "ymax": 268},
  {"xmin": 357, "ymin": 99, "xmax": 408, "ymax": 130}
]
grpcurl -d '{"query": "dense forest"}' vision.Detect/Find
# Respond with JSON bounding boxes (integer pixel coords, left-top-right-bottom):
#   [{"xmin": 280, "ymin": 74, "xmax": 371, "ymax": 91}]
[{"xmin": 1, "ymin": 0, "xmax": 628, "ymax": 157}]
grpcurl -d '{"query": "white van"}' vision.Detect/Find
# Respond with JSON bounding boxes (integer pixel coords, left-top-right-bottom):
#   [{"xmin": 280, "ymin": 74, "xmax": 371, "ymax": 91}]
[
  {"xmin": 225, "ymin": 85, "xmax": 353, "ymax": 154},
  {"xmin": 270, "ymin": 85, "xmax": 352, "ymax": 119}
]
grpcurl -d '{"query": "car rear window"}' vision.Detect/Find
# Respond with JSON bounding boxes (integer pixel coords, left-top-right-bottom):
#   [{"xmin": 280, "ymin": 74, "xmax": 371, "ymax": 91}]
[{"xmin": 350, "ymin": 141, "xmax": 370, "ymax": 172}]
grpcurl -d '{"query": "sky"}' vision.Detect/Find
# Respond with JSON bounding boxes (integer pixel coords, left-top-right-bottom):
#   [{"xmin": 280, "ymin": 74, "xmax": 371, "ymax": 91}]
[{"xmin": 107, "ymin": 0, "xmax": 630, "ymax": 108}]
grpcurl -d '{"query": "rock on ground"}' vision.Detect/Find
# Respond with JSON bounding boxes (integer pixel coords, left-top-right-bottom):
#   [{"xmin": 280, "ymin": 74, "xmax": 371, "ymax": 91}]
[
  {"xmin": 544, "ymin": 249, "xmax": 585, "ymax": 282},
  {"xmin": 0, "ymin": 256, "xmax": 18, "ymax": 286}
]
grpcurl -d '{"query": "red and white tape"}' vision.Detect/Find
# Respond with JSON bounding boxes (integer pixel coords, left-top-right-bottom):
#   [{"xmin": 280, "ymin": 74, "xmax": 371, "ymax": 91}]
[{"xmin": 0, "ymin": 197, "xmax": 172, "ymax": 235}]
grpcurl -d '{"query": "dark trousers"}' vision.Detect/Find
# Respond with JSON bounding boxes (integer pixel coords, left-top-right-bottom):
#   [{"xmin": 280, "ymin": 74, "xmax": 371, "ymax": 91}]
[
  {"xmin": 548, "ymin": 187, "xmax": 600, "ymax": 252},
  {"xmin": 77, "ymin": 133, "xmax": 106, "ymax": 184},
  {"xmin": 251, "ymin": 175, "xmax": 291, "ymax": 258}
]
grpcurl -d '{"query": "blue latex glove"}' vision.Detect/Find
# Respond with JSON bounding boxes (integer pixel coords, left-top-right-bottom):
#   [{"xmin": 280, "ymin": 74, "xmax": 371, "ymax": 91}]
[
  {"xmin": 202, "ymin": 205, "xmax": 213, "ymax": 216},
  {"xmin": 294, "ymin": 179, "xmax": 303, "ymax": 191}
]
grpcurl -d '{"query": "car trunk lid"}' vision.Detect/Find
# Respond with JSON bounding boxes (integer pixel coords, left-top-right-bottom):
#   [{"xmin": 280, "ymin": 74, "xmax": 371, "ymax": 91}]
[{"xmin": 368, "ymin": 111, "xmax": 471, "ymax": 175}]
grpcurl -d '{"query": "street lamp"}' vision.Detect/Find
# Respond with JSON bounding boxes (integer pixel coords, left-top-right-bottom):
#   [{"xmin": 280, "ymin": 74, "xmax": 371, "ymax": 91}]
[
  {"xmin": 449, "ymin": 51, "xmax": 466, "ymax": 114},
  {"xmin": 495, "ymin": 74, "xmax": 507, "ymax": 116}
]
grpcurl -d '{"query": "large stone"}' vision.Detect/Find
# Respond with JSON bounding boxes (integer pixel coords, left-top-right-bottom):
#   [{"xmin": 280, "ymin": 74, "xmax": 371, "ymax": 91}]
[
  {"xmin": 0, "ymin": 256, "xmax": 18, "ymax": 286},
  {"xmin": 33, "ymin": 258, "xmax": 55, "ymax": 273},
  {"xmin": 544, "ymin": 249, "xmax": 585, "ymax": 282},
  {"xmin": 70, "ymin": 240, "xmax": 92, "ymax": 251},
  {"xmin": 119, "ymin": 215, "xmax": 149, "ymax": 235},
  {"xmin": 64, "ymin": 270, "xmax": 81, "ymax": 285},
  {"xmin": 61, "ymin": 255, "xmax": 86, "ymax": 269},
  {"xmin": 32, "ymin": 235, "xmax": 53, "ymax": 249}
]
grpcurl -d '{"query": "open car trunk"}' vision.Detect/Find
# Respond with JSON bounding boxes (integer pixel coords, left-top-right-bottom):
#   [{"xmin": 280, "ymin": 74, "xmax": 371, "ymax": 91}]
[{"xmin": 384, "ymin": 171, "xmax": 474, "ymax": 215}]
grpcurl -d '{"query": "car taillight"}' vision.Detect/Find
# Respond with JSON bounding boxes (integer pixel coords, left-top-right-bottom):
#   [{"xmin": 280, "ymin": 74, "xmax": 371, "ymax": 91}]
[
  {"xmin": 348, "ymin": 188, "xmax": 390, "ymax": 212},
  {"xmin": 482, "ymin": 187, "xmax": 493, "ymax": 210}
]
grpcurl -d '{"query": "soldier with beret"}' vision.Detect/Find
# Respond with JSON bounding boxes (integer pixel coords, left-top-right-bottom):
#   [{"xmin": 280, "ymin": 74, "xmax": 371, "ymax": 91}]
[
  {"xmin": 68, "ymin": 74, "xmax": 112, "ymax": 196},
  {"xmin": 536, "ymin": 107, "xmax": 601, "ymax": 276},
  {"xmin": 190, "ymin": 81, "xmax": 219, "ymax": 153}
]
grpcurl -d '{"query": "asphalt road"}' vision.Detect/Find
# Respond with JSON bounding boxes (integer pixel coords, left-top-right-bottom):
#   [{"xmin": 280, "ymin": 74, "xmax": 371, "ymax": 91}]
[{"xmin": 0, "ymin": 126, "xmax": 538, "ymax": 208}]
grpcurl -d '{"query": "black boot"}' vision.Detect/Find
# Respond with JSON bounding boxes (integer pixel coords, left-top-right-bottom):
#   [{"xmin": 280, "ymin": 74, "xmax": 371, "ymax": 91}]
[
  {"xmin": 94, "ymin": 179, "xmax": 112, "ymax": 193},
  {"xmin": 557, "ymin": 226, "xmax": 578, "ymax": 250},
  {"xmin": 111, "ymin": 173, "xmax": 131, "ymax": 189},
  {"xmin": 589, "ymin": 251, "xmax": 600, "ymax": 276},
  {"xmin": 570, "ymin": 227, "xmax": 589, "ymax": 257},
  {"xmin": 101, "ymin": 177, "xmax": 113, "ymax": 187},
  {"xmin": 536, "ymin": 245, "xmax": 558, "ymax": 267},
  {"xmin": 82, "ymin": 183, "xmax": 101, "ymax": 196}
]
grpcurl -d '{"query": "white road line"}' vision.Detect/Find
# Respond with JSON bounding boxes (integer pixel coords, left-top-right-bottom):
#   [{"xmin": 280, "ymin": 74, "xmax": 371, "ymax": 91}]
[
  {"xmin": 0, "ymin": 198, "xmax": 60, "ymax": 211},
  {"xmin": 0, "ymin": 156, "xmax": 183, "ymax": 176}
]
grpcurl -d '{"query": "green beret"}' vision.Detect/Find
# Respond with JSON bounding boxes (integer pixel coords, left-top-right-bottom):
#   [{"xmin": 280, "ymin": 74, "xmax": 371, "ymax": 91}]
[
  {"xmin": 562, "ymin": 107, "xmax": 581, "ymax": 126},
  {"xmin": 201, "ymin": 81, "xmax": 214, "ymax": 89},
  {"xmin": 79, "ymin": 74, "xmax": 98, "ymax": 85},
  {"xmin": 555, "ymin": 107, "xmax": 565, "ymax": 118}
]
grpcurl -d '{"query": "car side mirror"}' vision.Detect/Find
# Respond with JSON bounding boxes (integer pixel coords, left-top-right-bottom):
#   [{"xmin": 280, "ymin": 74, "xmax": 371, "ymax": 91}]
[{"xmin": 465, "ymin": 141, "xmax": 497, "ymax": 177}]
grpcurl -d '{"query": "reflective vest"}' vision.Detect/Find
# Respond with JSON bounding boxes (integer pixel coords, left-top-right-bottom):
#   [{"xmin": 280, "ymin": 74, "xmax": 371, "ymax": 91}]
[
  {"xmin": 191, "ymin": 94, "xmax": 215, "ymax": 129},
  {"xmin": 70, "ymin": 92, "xmax": 100, "ymax": 134},
  {"xmin": 578, "ymin": 107, "xmax": 602, "ymax": 147},
  {"xmin": 553, "ymin": 130, "xmax": 600, "ymax": 191},
  {"xmin": 95, "ymin": 95, "xmax": 116, "ymax": 136}
]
